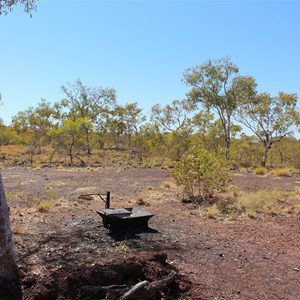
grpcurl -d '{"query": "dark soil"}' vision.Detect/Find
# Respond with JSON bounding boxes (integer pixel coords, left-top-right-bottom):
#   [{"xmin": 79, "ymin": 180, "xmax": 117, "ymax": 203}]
[{"xmin": 2, "ymin": 166, "xmax": 300, "ymax": 299}]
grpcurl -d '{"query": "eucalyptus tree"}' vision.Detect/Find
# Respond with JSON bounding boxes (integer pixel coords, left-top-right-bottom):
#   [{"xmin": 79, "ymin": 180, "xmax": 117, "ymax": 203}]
[
  {"xmin": 61, "ymin": 79, "xmax": 116, "ymax": 155},
  {"xmin": 117, "ymin": 102, "xmax": 146, "ymax": 149},
  {"xmin": 11, "ymin": 99, "xmax": 58, "ymax": 153},
  {"xmin": 1, "ymin": 2, "xmax": 39, "ymax": 297},
  {"xmin": 0, "ymin": 176, "xmax": 21, "ymax": 299},
  {"xmin": 95, "ymin": 102, "xmax": 145, "ymax": 151},
  {"xmin": 151, "ymin": 99, "xmax": 196, "ymax": 160},
  {"xmin": 234, "ymin": 92, "xmax": 300, "ymax": 167},
  {"xmin": 48, "ymin": 117, "xmax": 89, "ymax": 165},
  {"xmin": 183, "ymin": 57, "xmax": 256, "ymax": 158}
]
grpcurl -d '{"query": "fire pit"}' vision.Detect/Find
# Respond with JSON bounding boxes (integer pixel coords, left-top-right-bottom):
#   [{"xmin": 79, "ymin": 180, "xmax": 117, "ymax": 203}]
[
  {"xmin": 97, "ymin": 207, "xmax": 154, "ymax": 229},
  {"xmin": 80, "ymin": 192, "xmax": 154, "ymax": 229}
]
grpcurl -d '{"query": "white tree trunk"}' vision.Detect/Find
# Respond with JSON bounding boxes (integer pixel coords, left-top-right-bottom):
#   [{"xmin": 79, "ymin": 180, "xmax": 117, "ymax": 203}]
[{"xmin": 0, "ymin": 173, "xmax": 21, "ymax": 299}]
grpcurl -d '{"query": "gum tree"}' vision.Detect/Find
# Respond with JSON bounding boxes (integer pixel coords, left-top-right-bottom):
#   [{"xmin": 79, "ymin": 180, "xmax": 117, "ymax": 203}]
[
  {"xmin": 11, "ymin": 99, "xmax": 58, "ymax": 154},
  {"xmin": 151, "ymin": 99, "xmax": 196, "ymax": 160},
  {"xmin": 234, "ymin": 92, "xmax": 300, "ymax": 167},
  {"xmin": 48, "ymin": 117, "xmax": 90, "ymax": 165},
  {"xmin": 61, "ymin": 79, "xmax": 116, "ymax": 155},
  {"xmin": 183, "ymin": 57, "xmax": 256, "ymax": 158},
  {"xmin": 0, "ymin": 176, "xmax": 21, "ymax": 299},
  {"xmin": 1, "ymin": 1, "xmax": 38, "ymax": 298}
]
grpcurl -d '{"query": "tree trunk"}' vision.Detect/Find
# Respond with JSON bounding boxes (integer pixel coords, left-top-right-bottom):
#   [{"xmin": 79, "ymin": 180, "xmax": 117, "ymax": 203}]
[
  {"xmin": 0, "ymin": 174, "xmax": 21, "ymax": 299},
  {"xmin": 222, "ymin": 119, "xmax": 231, "ymax": 160},
  {"xmin": 262, "ymin": 141, "xmax": 272, "ymax": 167},
  {"xmin": 85, "ymin": 127, "xmax": 92, "ymax": 155}
]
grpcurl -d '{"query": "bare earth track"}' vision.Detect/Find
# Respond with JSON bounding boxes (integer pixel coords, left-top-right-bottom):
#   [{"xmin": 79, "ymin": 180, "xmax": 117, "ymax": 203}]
[{"xmin": 2, "ymin": 166, "xmax": 300, "ymax": 299}]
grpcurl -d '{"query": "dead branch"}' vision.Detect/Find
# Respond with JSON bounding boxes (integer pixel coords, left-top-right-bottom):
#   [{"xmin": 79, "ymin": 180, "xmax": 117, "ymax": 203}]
[
  {"xmin": 102, "ymin": 284, "xmax": 127, "ymax": 290},
  {"xmin": 119, "ymin": 280, "xmax": 149, "ymax": 300},
  {"xmin": 119, "ymin": 270, "xmax": 177, "ymax": 300},
  {"xmin": 146, "ymin": 270, "xmax": 177, "ymax": 291}
]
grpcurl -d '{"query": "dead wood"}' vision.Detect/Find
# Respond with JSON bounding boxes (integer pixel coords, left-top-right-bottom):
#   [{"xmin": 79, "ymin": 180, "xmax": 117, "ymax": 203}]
[
  {"xmin": 119, "ymin": 280, "xmax": 149, "ymax": 300},
  {"xmin": 119, "ymin": 270, "xmax": 177, "ymax": 300}
]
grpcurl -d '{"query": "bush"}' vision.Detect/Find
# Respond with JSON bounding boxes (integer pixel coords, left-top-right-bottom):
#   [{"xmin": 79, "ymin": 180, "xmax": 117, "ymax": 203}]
[{"xmin": 172, "ymin": 148, "xmax": 231, "ymax": 203}]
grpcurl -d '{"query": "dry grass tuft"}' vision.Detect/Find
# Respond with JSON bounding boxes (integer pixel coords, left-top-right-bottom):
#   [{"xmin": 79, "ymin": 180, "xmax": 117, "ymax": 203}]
[
  {"xmin": 271, "ymin": 167, "xmax": 292, "ymax": 177},
  {"xmin": 234, "ymin": 190, "xmax": 283, "ymax": 214},
  {"xmin": 34, "ymin": 192, "xmax": 62, "ymax": 212},
  {"xmin": 199, "ymin": 188, "xmax": 300, "ymax": 219},
  {"xmin": 206, "ymin": 205, "xmax": 221, "ymax": 219},
  {"xmin": 162, "ymin": 181, "xmax": 172, "ymax": 189},
  {"xmin": 35, "ymin": 199, "xmax": 56, "ymax": 212},
  {"xmin": 136, "ymin": 195, "xmax": 150, "ymax": 206},
  {"xmin": 253, "ymin": 167, "xmax": 268, "ymax": 176}
]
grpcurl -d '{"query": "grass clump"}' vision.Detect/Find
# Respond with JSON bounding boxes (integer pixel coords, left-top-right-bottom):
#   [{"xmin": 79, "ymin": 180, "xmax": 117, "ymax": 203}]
[
  {"xmin": 35, "ymin": 199, "xmax": 57, "ymax": 212},
  {"xmin": 271, "ymin": 167, "xmax": 292, "ymax": 177},
  {"xmin": 253, "ymin": 167, "xmax": 268, "ymax": 176},
  {"xmin": 34, "ymin": 191, "xmax": 60, "ymax": 212},
  {"xmin": 162, "ymin": 181, "xmax": 172, "ymax": 189},
  {"xmin": 136, "ymin": 195, "xmax": 150, "ymax": 206},
  {"xmin": 201, "ymin": 188, "xmax": 299, "ymax": 220},
  {"xmin": 206, "ymin": 205, "xmax": 221, "ymax": 219},
  {"xmin": 234, "ymin": 190, "xmax": 284, "ymax": 216}
]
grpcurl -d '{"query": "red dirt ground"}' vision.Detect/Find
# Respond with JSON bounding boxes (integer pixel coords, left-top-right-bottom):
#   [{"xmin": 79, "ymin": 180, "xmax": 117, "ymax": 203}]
[{"xmin": 2, "ymin": 166, "xmax": 300, "ymax": 299}]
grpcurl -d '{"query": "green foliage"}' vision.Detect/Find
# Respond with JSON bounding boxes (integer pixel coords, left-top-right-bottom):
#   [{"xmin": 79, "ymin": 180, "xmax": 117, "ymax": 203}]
[
  {"xmin": 97, "ymin": 102, "xmax": 146, "ymax": 152},
  {"xmin": 184, "ymin": 57, "xmax": 256, "ymax": 158},
  {"xmin": 235, "ymin": 91, "xmax": 300, "ymax": 167},
  {"xmin": 61, "ymin": 79, "xmax": 116, "ymax": 155},
  {"xmin": 0, "ymin": 125, "xmax": 21, "ymax": 145},
  {"xmin": 48, "ymin": 117, "xmax": 88, "ymax": 165},
  {"xmin": 151, "ymin": 99, "xmax": 196, "ymax": 160},
  {"xmin": 11, "ymin": 99, "xmax": 58, "ymax": 152},
  {"xmin": 172, "ymin": 147, "xmax": 231, "ymax": 203},
  {"xmin": 0, "ymin": 61, "xmax": 299, "ymax": 170}
]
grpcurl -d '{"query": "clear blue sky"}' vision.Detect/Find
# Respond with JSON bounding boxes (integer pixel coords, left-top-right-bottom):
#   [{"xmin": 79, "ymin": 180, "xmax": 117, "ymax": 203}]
[{"xmin": 0, "ymin": 0, "xmax": 299, "ymax": 125}]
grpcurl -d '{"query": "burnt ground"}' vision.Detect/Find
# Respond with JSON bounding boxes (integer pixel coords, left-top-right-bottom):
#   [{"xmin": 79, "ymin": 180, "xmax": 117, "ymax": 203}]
[{"xmin": 2, "ymin": 166, "xmax": 300, "ymax": 299}]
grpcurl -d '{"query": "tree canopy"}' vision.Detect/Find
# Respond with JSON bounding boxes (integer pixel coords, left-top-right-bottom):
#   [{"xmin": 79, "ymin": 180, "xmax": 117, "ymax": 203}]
[
  {"xmin": 183, "ymin": 57, "xmax": 257, "ymax": 158},
  {"xmin": 234, "ymin": 91, "xmax": 300, "ymax": 166}
]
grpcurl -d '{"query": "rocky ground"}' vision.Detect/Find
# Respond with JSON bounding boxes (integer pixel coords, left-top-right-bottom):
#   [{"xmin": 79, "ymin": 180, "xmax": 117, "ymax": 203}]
[{"xmin": 2, "ymin": 166, "xmax": 300, "ymax": 299}]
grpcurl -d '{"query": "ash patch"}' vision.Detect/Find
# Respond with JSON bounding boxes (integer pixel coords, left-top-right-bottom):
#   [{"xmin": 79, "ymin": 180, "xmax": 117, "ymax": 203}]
[{"xmin": 66, "ymin": 218, "xmax": 98, "ymax": 227}]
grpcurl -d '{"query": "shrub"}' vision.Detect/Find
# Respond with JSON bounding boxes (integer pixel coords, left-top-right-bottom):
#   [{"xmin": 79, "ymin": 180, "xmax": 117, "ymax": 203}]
[{"xmin": 172, "ymin": 148, "xmax": 231, "ymax": 203}]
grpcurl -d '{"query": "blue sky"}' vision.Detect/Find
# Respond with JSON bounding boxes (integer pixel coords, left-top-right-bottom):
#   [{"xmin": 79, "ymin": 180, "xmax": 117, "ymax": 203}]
[{"xmin": 0, "ymin": 0, "xmax": 299, "ymax": 125}]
